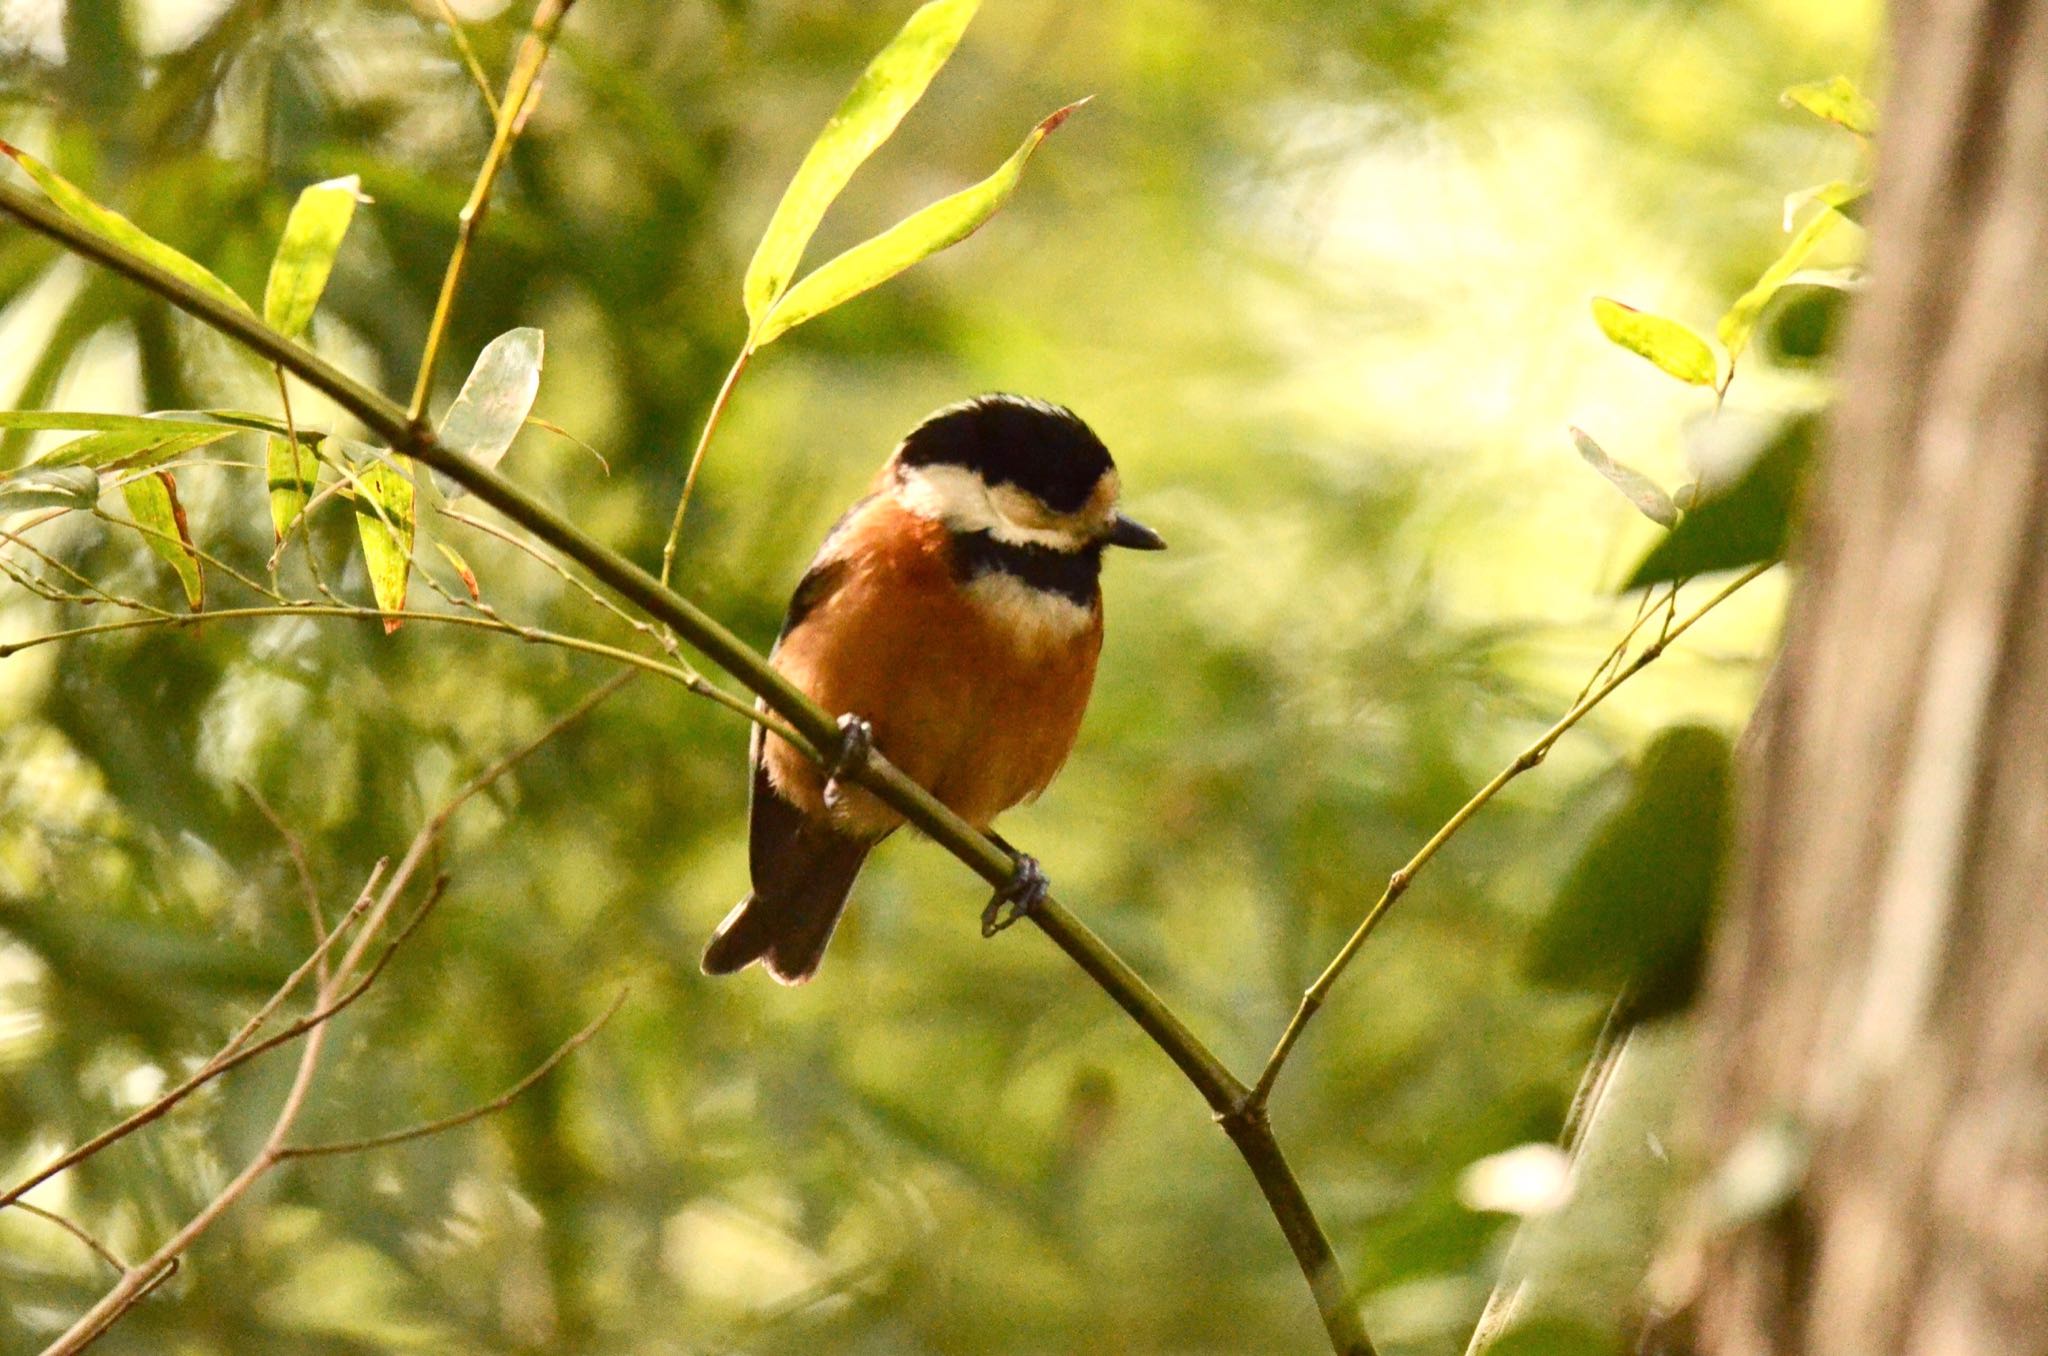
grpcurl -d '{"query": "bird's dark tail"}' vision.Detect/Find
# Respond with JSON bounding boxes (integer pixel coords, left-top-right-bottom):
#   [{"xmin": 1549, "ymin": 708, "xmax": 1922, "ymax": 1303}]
[{"xmin": 701, "ymin": 767, "xmax": 873, "ymax": 984}]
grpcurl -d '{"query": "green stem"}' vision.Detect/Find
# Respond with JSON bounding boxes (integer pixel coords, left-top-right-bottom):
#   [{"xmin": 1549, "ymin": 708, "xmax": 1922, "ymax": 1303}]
[
  {"xmin": 659, "ymin": 344, "xmax": 749, "ymax": 588},
  {"xmin": 407, "ymin": 0, "xmax": 576, "ymax": 422}
]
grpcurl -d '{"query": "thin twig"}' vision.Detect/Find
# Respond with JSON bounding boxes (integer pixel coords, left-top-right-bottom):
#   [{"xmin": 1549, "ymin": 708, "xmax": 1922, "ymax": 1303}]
[
  {"xmin": 11, "ymin": 1201, "xmax": 129, "ymax": 1276},
  {"xmin": 659, "ymin": 346, "xmax": 749, "ymax": 587},
  {"xmin": 280, "ymin": 987, "xmax": 626, "ymax": 1158},
  {"xmin": 1247, "ymin": 561, "xmax": 1774, "ymax": 1108},
  {"xmin": 430, "ymin": 0, "xmax": 502, "ymax": 118}
]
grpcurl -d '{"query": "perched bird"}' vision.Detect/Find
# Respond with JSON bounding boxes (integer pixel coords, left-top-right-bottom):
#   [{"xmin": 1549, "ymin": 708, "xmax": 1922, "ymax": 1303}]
[{"xmin": 701, "ymin": 394, "xmax": 1165, "ymax": 984}]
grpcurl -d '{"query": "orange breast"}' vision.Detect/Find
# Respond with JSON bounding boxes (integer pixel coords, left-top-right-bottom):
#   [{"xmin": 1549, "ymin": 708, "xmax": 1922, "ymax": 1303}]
[{"xmin": 762, "ymin": 500, "xmax": 1104, "ymax": 839}]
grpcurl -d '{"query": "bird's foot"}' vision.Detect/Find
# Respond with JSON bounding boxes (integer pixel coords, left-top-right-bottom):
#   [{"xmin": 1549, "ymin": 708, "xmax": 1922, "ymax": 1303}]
[
  {"xmin": 982, "ymin": 853, "xmax": 1048, "ymax": 938},
  {"xmin": 821, "ymin": 714, "xmax": 873, "ymax": 810}
]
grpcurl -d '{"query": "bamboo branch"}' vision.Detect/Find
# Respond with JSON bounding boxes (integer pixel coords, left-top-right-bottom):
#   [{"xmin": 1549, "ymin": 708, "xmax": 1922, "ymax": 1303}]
[{"xmin": 1246, "ymin": 562, "xmax": 1774, "ymax": 1109}]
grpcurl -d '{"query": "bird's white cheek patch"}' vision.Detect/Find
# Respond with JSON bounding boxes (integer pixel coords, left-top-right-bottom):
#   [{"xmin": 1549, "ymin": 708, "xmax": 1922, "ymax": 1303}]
[{"xmin": 963, "ymin": 572, "xmax": 1096, "ymax": 649}]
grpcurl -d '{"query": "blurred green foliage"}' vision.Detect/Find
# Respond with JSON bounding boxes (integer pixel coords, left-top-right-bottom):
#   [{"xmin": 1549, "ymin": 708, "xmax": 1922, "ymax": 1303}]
[{"xmin": 0, "ymin": 0, "xmax": 1872, "ymax": 1352}]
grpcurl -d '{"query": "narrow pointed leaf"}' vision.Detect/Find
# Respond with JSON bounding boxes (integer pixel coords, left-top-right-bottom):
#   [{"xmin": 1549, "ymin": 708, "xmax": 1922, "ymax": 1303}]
[
  {"xmin": 743, "ymin": 0, "xmax": 981, "ymax": 328},
  {"xmin": 434, "ymin": 328, "xmax": 544, "ymax": 498},
  {"xmin": 1591, "ymin": 298, "xmax": 1719, "ymax": 387},
  {"xmin": 1781, "ymin": 76, "xmax": 1877, "ymax": 136},
  {"xmin": 1570, "ymin": 427, "xmax": 1678, "ymax": 528},
  {"xmin": 264, "ymin": 175, "xmax": 363, "ymax": 338},
  {"xmin": 1717, "ymin": 204, "xmax": 1857, "ymax": 360},
  {"xmin": 0, "ymin": 139, "xmax": 251, "ymax": 315},
  {"xmin": 352, "ymin": 456, "xmax": 416, "ymax": 632},
  {"xmin": 0, "ymin": 465, "xmax": 100, "ymax": 512},
  {"xmin": 435, "ymin": 541, "xmax": 481, "ymax": 600},
  {"xmin": 755, "ymin": 100, "xmax": 1086, "ymax": 348},
  {"xmin": 36, "ymin": 426, "xmax": 233, "ymax": 472},
  {"xmin": 122, "ymin": 471, "xmax": 204, "ymax": 611},
  {"xmin": 268, "ymin": 435, "xmax": 320, "ymax": 540}
]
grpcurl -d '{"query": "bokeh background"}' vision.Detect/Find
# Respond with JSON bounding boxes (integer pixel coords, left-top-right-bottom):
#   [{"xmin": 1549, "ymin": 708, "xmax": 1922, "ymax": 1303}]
[{"xmin": 0, "ymin": 0, "xmax": 1873, "ymax": 1351}]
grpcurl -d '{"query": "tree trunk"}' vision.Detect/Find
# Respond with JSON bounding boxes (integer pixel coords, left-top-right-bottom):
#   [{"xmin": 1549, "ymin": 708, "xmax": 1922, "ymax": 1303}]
[{"xmin": 1690, "ymin": 0, "xmax": 2048, "ymax": 1351}]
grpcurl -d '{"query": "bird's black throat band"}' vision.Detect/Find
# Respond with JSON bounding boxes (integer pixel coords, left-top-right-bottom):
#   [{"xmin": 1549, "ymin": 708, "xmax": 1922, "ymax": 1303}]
[{"xmin": 950, "ymin": 530, "xmax": 1103, "ymax": 608}]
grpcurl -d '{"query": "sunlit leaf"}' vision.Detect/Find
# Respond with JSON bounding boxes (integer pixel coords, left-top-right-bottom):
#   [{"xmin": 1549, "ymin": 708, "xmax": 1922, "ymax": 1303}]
[
  {"xmin": 434, "ymin": 327, "xmax": 544, "ymax": 499},
  {"xmin": 1624, "ymin": 413, "xmax": 1815, "ymax": 589},
  {"xmin": 352, "ymin": 455, "xmax": 416, "ymax": 633},
  {"xmin": 0, "ymin": 465, "xmax": 100, "ymax": 512},
  {"xmin": 435, "ymin": 541, "xmax": 481, "ymax": 600},
  {"xmin": 263, "ymin": 175, "xmax": 363, "ymax": 338},
  {"xmin": 35, "ymin": 426, "xmax": 232, "ymax": 472},
  {"xmin": 754, "ymin": 100, "xmax": 1087, "ymax": 347},
  {"xmin": 743, "ymin": 0, "xmax": 981, "ymax": 329},
  {"xmin": 122, "ymin": 470, "xmax": 204, "ymax": 611},
  {"xmin": 0, "ymin": 139, "xmax": 251, "ymax": 315},
  {"xmin": 1782, "ymin": 76, "xmax": 1877, "ymax": 136},
  {"xmin": 1589, "ymin": 298, "xmax": 1718, "ymax": 387},
  {"xmin": 1526, "ymin": 726, "xmax": 1731, "ymax": 1018},
  {"xmin": 1779, "ymin": 266, "xmax": 1865, "ymax": 292},
  {"xmin": 1782, "ymin": 179, "xmax": 1866, "ymax": 230},
  {"xmin": 1717, "ymin": 200, "xmax": 1860, "ymax": 361},
  {"xmin": 267, "ymin": 435, "xmax": 320, "ymax": 541},
  {"xmin": 1569, "ymin": 426, "xmax": 1677, "ymax": 528}
]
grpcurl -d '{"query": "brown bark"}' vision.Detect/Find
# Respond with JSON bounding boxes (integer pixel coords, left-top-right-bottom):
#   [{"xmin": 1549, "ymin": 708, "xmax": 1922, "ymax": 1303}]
[{"xmin": 1690, "ymin": 0, "xmax": 2048, "ymax": 1351}]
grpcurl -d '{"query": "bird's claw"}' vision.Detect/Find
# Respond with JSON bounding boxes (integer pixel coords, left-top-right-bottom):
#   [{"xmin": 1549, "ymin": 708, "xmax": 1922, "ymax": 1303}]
[
  {"xmin": 982, "ymin": 853, "xmax": 1048, "ymax": 938},
  {"xmin": 822, "ymin": 714, "xmax": 873, "ymax": 810}
]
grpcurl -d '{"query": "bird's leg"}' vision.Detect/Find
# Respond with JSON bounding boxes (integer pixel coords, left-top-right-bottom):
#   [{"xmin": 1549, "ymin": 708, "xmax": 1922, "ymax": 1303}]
[
  {"xmin": 821, "ymin": 713, "xmax": 874, "ymax": 811},
  {"xmin": 980, "ymin": 830, "xmax": 1049, "ymax": 937}
]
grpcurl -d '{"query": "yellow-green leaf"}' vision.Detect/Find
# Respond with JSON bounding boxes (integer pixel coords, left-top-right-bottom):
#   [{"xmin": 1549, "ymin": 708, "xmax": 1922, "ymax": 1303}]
[
  {"xmin": 268, "ymin": 434, "xmax": 320, "ymax": 541},
  {"xmin": 435, "ymin": 541, "xmax": 481, "ymax": 601},
  {"xmin": 0, "ymin": 139, "xmax": 251, "ymax": 316},
  {"xmin": 36, "ymin": 425, "xmax": 232, "ymax": 472},
  {"xmin": 123, "ymin": 470, "xmax": 204, "ymax": 611},
  {"xmin": 755, "ymin": 100, "xmax": 1086, "ymax": 348},
  {"xmin": 264, "ymin": 175, "xmax": 363, "ymax": 338},
  {"xmin": 1782, "ymin": 76, "xmax": 1877, "ymax": 137},
  {"xmin": 1591, "ymin": 298, "xmax": 1719, "ymax": 387},
  {"xmin": 1717, "ymin": 204, "xmax": 1857, "ymax": 361},
  {"xmin": 353, "ymin": 456, "xmax": 416, "ymax": 633},
  {"xmin": 743, "ymin": 0, "xmax": 981, "ymax": 329}
]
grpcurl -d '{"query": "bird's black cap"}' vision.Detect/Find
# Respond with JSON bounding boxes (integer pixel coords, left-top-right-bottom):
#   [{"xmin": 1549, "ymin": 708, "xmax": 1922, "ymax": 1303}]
[{"xmin": 897, "ymin": 394, "xmax": 1113, "ymax": 514}]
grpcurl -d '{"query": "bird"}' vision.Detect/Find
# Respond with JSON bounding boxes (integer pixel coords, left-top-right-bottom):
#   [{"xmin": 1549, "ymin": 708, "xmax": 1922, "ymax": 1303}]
[{"xmin": 701, "ymin": 393, "xmax": 1166, "ymax": 984}]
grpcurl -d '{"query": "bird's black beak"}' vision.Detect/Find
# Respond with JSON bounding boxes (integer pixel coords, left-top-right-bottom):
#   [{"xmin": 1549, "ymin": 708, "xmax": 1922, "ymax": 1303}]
[{"xmin": 1105, "ymin": 513, "xmax": 1167, "ymax": 550}]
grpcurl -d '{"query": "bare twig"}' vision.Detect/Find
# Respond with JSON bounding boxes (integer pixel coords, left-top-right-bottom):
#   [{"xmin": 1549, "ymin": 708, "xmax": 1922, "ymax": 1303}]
[
  {"xmin": 36, "ymin": 676, "xmax": 622, "ymax": 1354},
  {"xmin": 280, "ymin": 987, "xmax": 626, "ymax": 1158},
  {"xmin": 1247, "ymin": 561, "xmax": 1775, "ymax": 1109},
  {"xmin": 429, "ymin": 0, "xmax": 503, "ymax": 118}
]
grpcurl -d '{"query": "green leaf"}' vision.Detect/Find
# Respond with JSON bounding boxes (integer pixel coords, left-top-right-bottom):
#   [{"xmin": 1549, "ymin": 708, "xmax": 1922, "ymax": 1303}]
[
  {"xmin": 352, "ymin": 455, "xmax": 416, "ymax": 632},
  {"xmin": 1526, "ymin": 725, "xmax": 1732, "ymax": 1017},
  {"xmin": 434, "ymin": 327, "xmax": 544, "ymax": 499},
  {"xmin": 754, "ymin": 100, "xmax": 1087, "ymax": 348},
  {"xmin": 263, "ymin": 175, "xmax": 362, "ymax": 338},
  {"xmin": 1590, "ymin": 298, "xmax": 1719, "ymax": 387},
  {"xmin": 743, "ymin": 0, "xmax": 981, "ymax": 329},
  {"xmin": 1623, "ymin": 414, "xmax": 1815, "ymax": 589},
  {"xmin": 34, "ymin": 425, "xmax": 233, "ymax": 473},
  {"xmin": 1782, "ymin": 76, "xmax": 1877, "ymax": 136},
  {"xmin": 267, "ymin": 435, "xmax": 320, "ymax": 541},
  {"xmin": 122, "ymin": 470, "xmax": 204, "ymax": 611},
  {"xmin": 0, "ymin": 139, "xmax": 252, "ymax": 316},
  {"xmin": 1569, "ymin": 427, "xmax": 1677, "ymax": 528},
  {"xmin": 1717, "ymin": 199, "xmax": 1859, "ymax": 361},
  {"xmin": 0, "ymin": 465, "xmax": 100, "ymax": 512}
]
